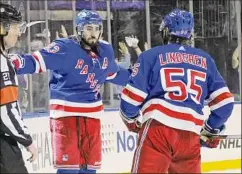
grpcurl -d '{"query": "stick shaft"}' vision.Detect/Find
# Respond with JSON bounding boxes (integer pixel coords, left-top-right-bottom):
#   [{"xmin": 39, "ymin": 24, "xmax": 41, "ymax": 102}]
[{"xmin": 217, "ymin": 135, "xmax": 241, "ymax": 139}]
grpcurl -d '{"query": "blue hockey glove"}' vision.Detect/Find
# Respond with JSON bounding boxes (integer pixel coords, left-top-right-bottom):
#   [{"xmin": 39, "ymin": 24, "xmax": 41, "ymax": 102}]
[
  {"xmin": 119, "ymin": 110, "xmax": 142, "ymax": 133},
  {"xmin": 200, "ymin": 120, "xmax": 226, "ymax": 148}
]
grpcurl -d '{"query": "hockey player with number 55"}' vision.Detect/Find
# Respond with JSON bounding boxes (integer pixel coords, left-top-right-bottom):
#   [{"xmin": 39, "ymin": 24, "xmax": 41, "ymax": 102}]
[
  {"xmin": 120, "ymin": 9, "xmax": 234, "ymax": 173},
  {"xmin": 10, "ymin": 10, "xmax": 130, "ymax": 174}
]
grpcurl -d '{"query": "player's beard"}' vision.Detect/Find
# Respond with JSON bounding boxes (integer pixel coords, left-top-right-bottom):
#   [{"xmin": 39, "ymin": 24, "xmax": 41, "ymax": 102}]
[{"xmin": 82, "ymin": 36, "xmax": 98, "ymax": 48}]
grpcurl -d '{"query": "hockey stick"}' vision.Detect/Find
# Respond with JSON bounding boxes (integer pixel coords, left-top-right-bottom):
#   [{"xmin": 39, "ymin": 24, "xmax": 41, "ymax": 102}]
[
  {"xmin": 215, "ymin": 135, "xmax": 241, "ymax": 139},
  {"xmin": 201, "ymin": 134, "xmax": 241, "ymax": 141}
]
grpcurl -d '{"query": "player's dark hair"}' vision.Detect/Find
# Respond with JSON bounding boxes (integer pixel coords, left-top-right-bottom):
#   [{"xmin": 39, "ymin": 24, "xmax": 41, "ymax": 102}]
[{"xmin": 169, "ymin": 35, "xmax": 192, "ymax": 45}]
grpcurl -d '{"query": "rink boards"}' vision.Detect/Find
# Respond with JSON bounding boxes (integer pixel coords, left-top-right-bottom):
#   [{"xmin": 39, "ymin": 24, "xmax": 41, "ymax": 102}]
[{"xmin": 20, "ymin": 103, "xmax": 241, "ymax": 173}]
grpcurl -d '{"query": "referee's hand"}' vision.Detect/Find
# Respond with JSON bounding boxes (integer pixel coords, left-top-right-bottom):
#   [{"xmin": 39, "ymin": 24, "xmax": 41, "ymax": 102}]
[{"xmin": 26, "ymin": 143, "xmax": 37, "ymax": 162}]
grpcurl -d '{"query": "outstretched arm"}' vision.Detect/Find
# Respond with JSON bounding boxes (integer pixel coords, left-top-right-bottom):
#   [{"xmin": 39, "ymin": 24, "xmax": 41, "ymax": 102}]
[
  {"xmin": 120, "ymin": 52, "xmax": 152, "ymax": 119},
  {"xmin": 106, "ymin": 65, "xmax": 132, "ymax": 86},
  {"xmin": 9, "ymin": 39, "xmax": 69, "ymax": 75}
]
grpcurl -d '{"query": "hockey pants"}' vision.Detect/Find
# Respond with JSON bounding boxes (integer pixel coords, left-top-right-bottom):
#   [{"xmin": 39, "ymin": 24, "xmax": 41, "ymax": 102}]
[
  {"xmin": 50, "ymin": 116, "xmax": 101, "ymax": 170},
  {"xmin": 132, "ymin": 119, "xmax": 201, "ymax": 173}
]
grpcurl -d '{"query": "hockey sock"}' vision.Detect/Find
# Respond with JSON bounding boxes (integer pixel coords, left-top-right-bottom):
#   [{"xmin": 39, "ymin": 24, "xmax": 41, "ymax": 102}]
[
  {"xmin": 57, "ymin": 169, "xmax": 80, "ymax": 173},
  {"xmin": 78, "ymin": 169, "xmax": 96, "ymax": 173}
]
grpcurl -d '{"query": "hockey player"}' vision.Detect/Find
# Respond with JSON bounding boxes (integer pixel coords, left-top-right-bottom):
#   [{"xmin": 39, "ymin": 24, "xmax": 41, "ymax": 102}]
[
  {"xmin": 10, "ymin": 9, "xmax": 130, "ymax": 174},
  {"xmin": 120, "ymin": 9, "xmax": 234, "ymax": 173},
  {"xmin": 0, "ymin": 3, "xmax": 37, "ymax": 173}
]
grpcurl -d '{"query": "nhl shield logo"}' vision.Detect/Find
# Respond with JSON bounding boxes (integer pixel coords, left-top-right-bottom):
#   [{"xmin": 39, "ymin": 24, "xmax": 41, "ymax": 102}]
[{"xmin": 62, "ymin": 154, "xmax": 68, "ymax": 161}]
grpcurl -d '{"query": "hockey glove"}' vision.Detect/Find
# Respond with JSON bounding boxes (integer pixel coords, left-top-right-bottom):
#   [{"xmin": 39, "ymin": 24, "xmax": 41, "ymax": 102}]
[
  {"xmin": 120, "ymin": 110, "xmax": 142, "ymax": 133},
  {"xmin": 200, "ymin": 120, "xmax": 226, "ymax": 148},
  {"xmin": 8, "ymin": 54, "xmax": 24, "ymax": 70}
]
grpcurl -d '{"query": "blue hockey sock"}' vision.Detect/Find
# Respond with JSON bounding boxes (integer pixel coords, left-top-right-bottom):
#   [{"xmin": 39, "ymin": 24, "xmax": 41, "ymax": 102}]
[
  {"xmin": 57, "ymin": 169, "xmax": 80, "ymax": 174},
  {"xmin": 78, "ymin": 169, "xmax": 96, "ymax": 173},
  {"xmin": 57, "ymin": 169, "xmax": 96, "ymax": 174}
]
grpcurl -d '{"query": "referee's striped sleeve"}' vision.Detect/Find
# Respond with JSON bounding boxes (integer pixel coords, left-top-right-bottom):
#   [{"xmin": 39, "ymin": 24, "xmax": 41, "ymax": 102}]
[
  {"xmin": 0, "ymin": 103, "xmax": 32, "ymax": 147},
  {"xmin": 0, "ymin": 55, "xmax": 32, "ymax": 147}
]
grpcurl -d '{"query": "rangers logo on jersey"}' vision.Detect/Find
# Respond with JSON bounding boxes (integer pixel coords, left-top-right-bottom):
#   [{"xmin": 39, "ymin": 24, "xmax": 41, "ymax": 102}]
[{"xmin": 45, "ymin": 43, "xmax": 60, "ymax": 53}]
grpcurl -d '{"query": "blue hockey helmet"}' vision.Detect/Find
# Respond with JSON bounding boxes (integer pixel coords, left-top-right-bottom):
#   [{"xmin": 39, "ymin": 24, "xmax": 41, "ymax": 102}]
[
  {"xmin": 159, "ymin": 9, "xmax": 194, "ymax": 39},
  {"xmin": 75, "ymin": 9, "xmax": 103, "ymax": 35}
]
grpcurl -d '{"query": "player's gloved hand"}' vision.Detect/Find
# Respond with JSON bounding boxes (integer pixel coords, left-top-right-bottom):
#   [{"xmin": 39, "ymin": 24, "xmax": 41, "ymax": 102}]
[
  {"xmin": 8, "ymin": 54, "xmax": 24, "ymax": 70},
  {"xmin": 200, "ymin": 120, "xmax": 225, "ymax": 148},
  {"xmin": 125, "ymin": 35, "xmax": 139, "ymax": 48},
  {"xmin": 120, "ymin": 110, "xmax": 142, "ymax": 133}
]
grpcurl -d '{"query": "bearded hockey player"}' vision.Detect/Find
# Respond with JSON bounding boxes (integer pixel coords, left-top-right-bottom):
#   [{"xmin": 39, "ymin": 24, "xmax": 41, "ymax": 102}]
[
  {"xmin": 10, "ymin": 9, "xmax": 130, "ymax": 174},
  {"xmin": 120, "ymin": 9, "xmax": 234, "ymax": 173}
]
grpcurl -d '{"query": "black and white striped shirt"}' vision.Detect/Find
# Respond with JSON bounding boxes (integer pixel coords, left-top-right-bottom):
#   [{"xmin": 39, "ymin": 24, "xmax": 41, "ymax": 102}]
[{"xmin": 0, "ymin": 54, "xmax": 32, "ymax": 147}]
